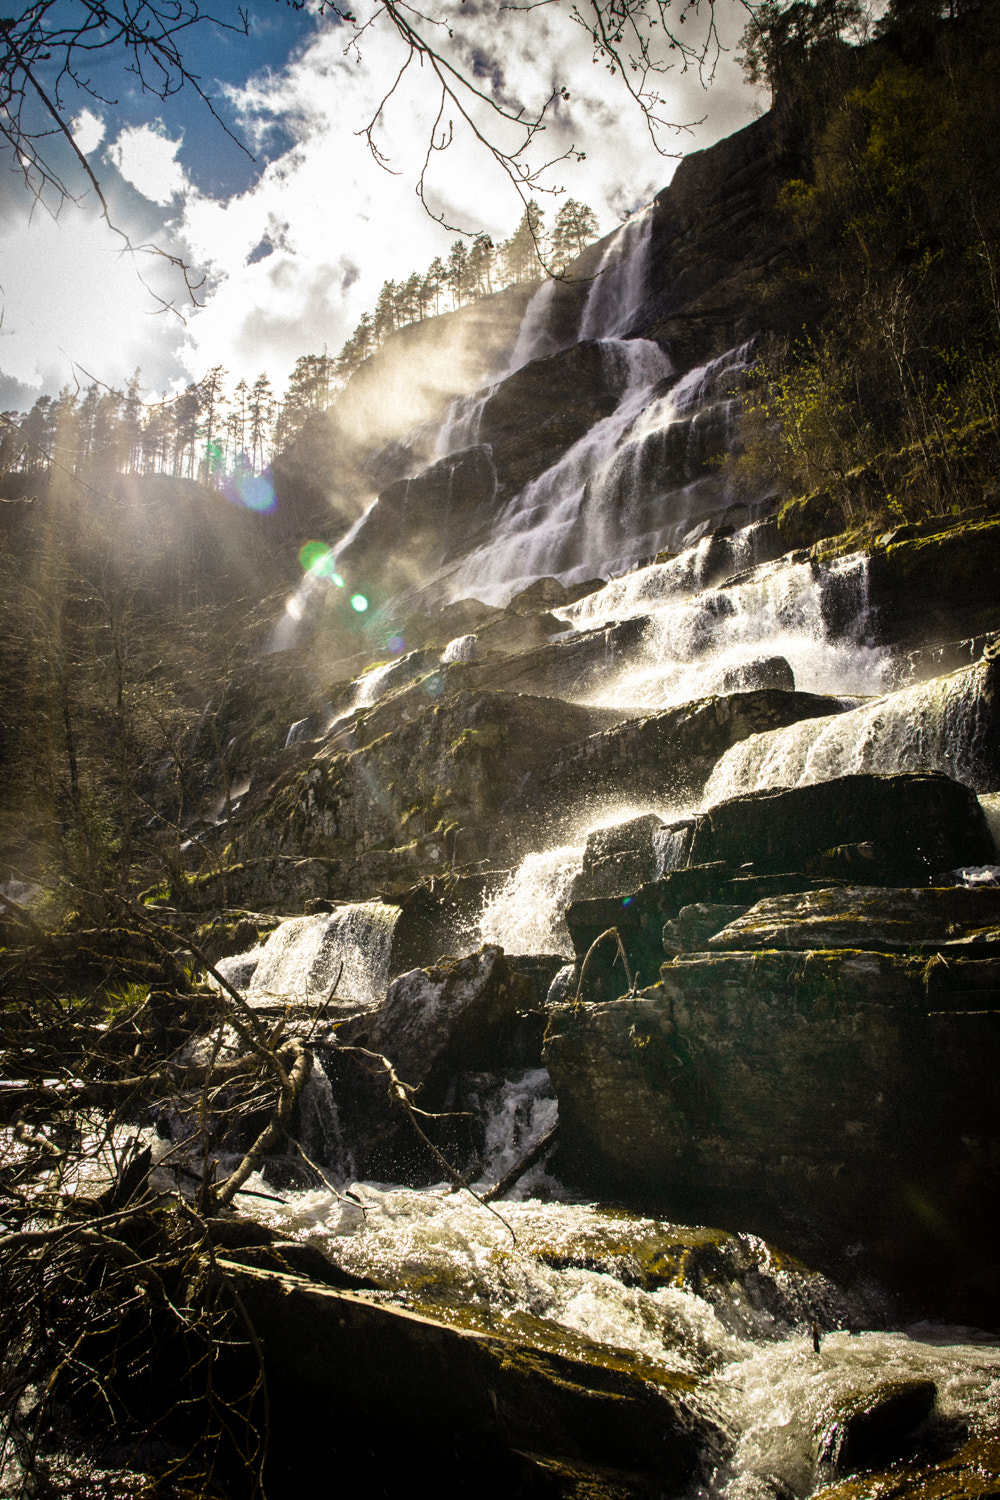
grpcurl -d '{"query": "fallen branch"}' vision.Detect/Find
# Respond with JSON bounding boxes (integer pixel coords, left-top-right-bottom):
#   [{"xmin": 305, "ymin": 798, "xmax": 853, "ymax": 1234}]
[
  {"xmin": 574, "ymin": 926, "xmax": 635, "ymax": 1003},
  {"xmin": 214, "ymin": 1039, "xmax": 313, "ymax": 1209},
  {"xmin": 339, "ymin": 1043, "xmax": 517, "ymax": 1244},
  {"xmin": 483, "ymin": 1123, "xmax": 559, "ymax": 1204}
]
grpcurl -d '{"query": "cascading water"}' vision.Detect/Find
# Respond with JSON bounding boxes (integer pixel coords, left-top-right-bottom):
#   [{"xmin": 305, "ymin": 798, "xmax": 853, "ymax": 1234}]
[
  {"xmin": 577, "ymin": 207, "xmax": 654, "ymax": 341},
  {"xmin": 220, "ymin": 904, "xmax": 401, "ymax": 1010},
  {"xmin": 479, "ymin": 845, "xmax": 584, "ymax": 955},
  {"xmin": 434, "ymin": 385, "xmax": 495, "ymax": 458},
  {"xmin": 449, "ymin": 338, "xmax": 673, "ymax": 601},
  {"xmin": 218, "ymin": 177, "xmax": 1000, "ymax": 1494},
  {"xmin": 444, "ymin": 340, "xmax": 770, "ymax": 606},
  {"xmin": 703, "ymin": 656, "xmax": 1000, "ymax": 802},
  {"xmin": 506, "ymin": 277, "xmax": 563, "ymax": 370},
  {"xmin": 562, "ymin": 546, "xmax": 894, "ymax": 712},
  {"xmin": 505, "ymin": 208, "xmax": 653, "ymax": 372}
]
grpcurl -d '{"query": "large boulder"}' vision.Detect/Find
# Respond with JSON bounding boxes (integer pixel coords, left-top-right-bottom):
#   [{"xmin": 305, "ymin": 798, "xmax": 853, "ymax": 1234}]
[
  {"xmin": 365, "ymin": 945, "xmax": 534, "ymax": 1098},
  {"xmin": 690, "ymin": 773, "xmax": 995, "ymax": 881},
  {"xmin": 224, "ymin": 1261, "xmax": 713, "ymax": 1496},
  {"xmin": 544, "ymin": 949, "xmax": 1000, "ymax": 1319},
  {"xmin": 810, "ymin": 1428, "xmax": 1000, "ymax": 1500},
  {"xmin": 570, "ymin": 812, "xmax": 670, "ymax": 901},
  {"xmin": 528, "ymin": 688, "xmax": 852, "ymax": 821},
  {"xmin": 706, "ymin": 884, "xmax": 1000, "ymax": 952},
  {"xmin": 813, "ymin": 1379, "xmax": 937, "ymax": 1480}
]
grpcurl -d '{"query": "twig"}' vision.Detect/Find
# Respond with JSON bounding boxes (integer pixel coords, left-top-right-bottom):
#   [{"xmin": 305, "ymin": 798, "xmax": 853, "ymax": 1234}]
[{"xmin": 339, "ymin": 1043, "xmax": 517, "ymax": 1244}]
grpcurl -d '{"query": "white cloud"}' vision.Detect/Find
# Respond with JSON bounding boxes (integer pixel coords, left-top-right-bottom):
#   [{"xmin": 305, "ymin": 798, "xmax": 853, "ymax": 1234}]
[
  {"xmin": 175, "ymin": 2, "xmax": 758, "ymax": 392},
  {"xmin": 0, "ymin": 203, "xmax": 186, "ymax": 396},
  {"xmin": 0, "ymin": 0, "xmax": 762, "ymax": 405},
  {"xmin": 71, "ymin": 109, "xmax": 106, "ymax": 156},
  {"xmin": 107, "ymin": 124, "xmax": 188, "ymax": 206}
]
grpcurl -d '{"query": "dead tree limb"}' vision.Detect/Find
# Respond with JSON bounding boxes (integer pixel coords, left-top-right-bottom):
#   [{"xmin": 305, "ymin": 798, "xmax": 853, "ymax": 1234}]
[{"xmin": 483, "ymin": 1123, "xmax": 559, "ymax": 1204}]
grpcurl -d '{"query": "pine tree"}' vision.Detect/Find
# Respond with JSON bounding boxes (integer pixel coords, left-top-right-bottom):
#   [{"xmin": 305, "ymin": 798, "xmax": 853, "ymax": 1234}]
[
  {"xmin": 446, "ymin": 240, "xmax": 470, "ymax": 307},
  {"xmin": 468, "ymin": 232, "xmax": 495, "ymax": 297},
  {"xmin": 197, "ymin": 366, "xmax": 229, "ymax": 482},
  {"xmin": 425, "ymin": 257, "xmax": 446, "ymax": 314},
  {"xmin": 373, "ymin": 280, "xmax": 398, "ymax": 342},
  {"xmin": 501, "ymin": 201, "xmax": 544, "ymax": 282},
  {"xmin": 247, "ymin": 374, "xmax": 274, "ymax": 474},
  {"xmin": 550, "ymin": 200, "xmax": 600, "ymax": 270}
]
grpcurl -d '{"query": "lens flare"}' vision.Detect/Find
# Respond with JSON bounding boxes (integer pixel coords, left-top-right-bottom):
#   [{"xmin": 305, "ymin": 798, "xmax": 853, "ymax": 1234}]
[
  {"xmin": 387, "ymin": 634, "xmax": 406, "ymax": 654},
  {"xmin": 299, "ymin": 542, "xmax": 345, "ymax": 585},
  {"xmin": 226, "ymin": 474, "xmax": 277, "ymax": 513},
  {"xmin": 350, "ymin": 594, "xmax": 369, "ymax": 613}
]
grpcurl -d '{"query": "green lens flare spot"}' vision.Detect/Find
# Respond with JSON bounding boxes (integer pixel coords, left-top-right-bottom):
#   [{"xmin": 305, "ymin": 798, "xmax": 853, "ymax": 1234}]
[
  {"xmin": 299, "ymin": 541, "xmax": 328, "ymax": 573},
  {"xmin": 350, "ymin": 593, "xmax": 369, "ymax": 613}
]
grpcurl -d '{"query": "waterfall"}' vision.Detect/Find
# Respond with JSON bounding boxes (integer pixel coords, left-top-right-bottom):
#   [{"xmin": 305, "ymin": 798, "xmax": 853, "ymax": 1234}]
[
  {"xmin": 440, "ymin": 340, "xmax": 776, "ymax": 607},
  {"xmin": 474, "ymin": 1067, "xmax": 559, "ymax": 1194},
  {"xmin": 434, "ymin": 386, "xmax": 495, "ymax": 458},
  {"xmin": 479, "ymin": 845, "xmax": 584, "ymax": 954},
  {"xmin": 238, "ymin": 904, "xmax": 401, "ymax": 1009},
  {"xmin": 577, "ymin": 208, "xmax": 654, "ymax": 341},
  {"xmin": 703, "ymin": 659, "xmax": 999, "ymax": 803},
  {"xmin": 507, "ymin": 278, "xmax": 563, "ymax": 371},
  {"xmin": 447, "ymin": 339, "xmax": 674, "ymax": 602},
  {"xmin": 441, "ymin": 633, "xmax": 477, "ymax": 662},
  {"xmin": 653, "ymin": 821, "xmax": 695, "ymax": 875},
  {"xmin": 505, "ymin": 208, "xmax": 654, "ymax": 372},
  {"xmin": 554, "ymin": 542, "xmax": 894, "ymax": 712}
]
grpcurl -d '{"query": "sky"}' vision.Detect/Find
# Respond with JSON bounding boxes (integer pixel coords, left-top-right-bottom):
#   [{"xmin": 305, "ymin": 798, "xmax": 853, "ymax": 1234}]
[{"xmin": 0, "ymin": 0, "xmax": 765, "ymax": 413}]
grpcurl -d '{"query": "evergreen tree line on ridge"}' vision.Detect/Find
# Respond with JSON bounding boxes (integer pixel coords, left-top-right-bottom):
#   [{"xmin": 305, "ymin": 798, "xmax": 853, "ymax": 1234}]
[{"xmin": 0, "ymin": 198, "xmax": 599, "ymax": 495}]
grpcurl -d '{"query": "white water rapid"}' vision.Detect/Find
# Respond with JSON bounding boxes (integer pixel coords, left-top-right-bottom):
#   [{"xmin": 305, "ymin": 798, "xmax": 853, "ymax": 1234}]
[
  {"xmin": 561, "ymin": 542, "xmax": 894, "ymax": 712},
  {"xmin": 217, "ymin": 904, "xmax": 400, "ymax": 1010}
]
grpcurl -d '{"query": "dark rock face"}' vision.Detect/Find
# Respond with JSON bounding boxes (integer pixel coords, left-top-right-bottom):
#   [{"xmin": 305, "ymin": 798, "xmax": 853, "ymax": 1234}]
[
  {"xmin": 706, "ymin": 883, "xmax": 1000, "ymax": 952},
  {"xmin": 337, "ymin": 445, "xmax": 499, "ymax": 598},
  {"xmin": 226, "ymin": 1262, "xmax": 712, "ymax": 1497},
  {"xmin": 641, "ymin": 112, "xmax": 798, "ymax": 365},
  {"xmin": 570, "ymin": 812, "xmax": 668, "ymax": 901},
  {"xmin": 691, "ymin": 773, "xmax": 995, "ymax": 882},
  {"xmin": 560, "ymin": 772, "xmax": 997, "ymax": 997},
  {"xmin": 243, "ymin": 690, "xmax": 624, "ymax": 885},
  {"xmin": 478, "ymin": 339, "xmax": 629, "ymax": 493},
  {"xmin": 474, "ymin": 609, "xmax": 563, "ymax": 657},
  {"xmin": 451, "ymin": 614, "xmax": 650, "ymax": 701},
  {"xmin": 865, "ymin": 519, "xmax": 1000, "ymax": 649},
  {"xmin": 366, "ymin": 945, "xmax": 531, "ymax": 1098},
  {"xmin": 813, "ymin": 1379, "xmax": 938, "ymax": 1479},
  {"xmin": 544, "ymin": 948, "xmax": 1000, "ymax": 1318},
  {"xmin": 662, "ymin": 902, "xmax": 750, "ymax": 955}
]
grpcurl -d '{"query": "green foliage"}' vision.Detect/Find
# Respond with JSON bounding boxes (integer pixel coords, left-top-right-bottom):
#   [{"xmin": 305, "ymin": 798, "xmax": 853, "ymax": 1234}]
[{"xmin": 729, "ymin": 3, "xmax": 1000, "ymax": 532}]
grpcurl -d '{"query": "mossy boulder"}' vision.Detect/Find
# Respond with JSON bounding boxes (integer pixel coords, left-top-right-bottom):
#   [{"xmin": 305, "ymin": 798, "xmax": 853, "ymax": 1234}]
[
  {"xmin": 691, "ymin": 773, "xmax": 995, "ymax": 883},
  {"xmin": 706, "ymin": 884, "xmax": 1000, "ymax": 952},
  {"xmin": 544, "ymin": 949, "xmax": 1000, "ymax": 1319}
]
